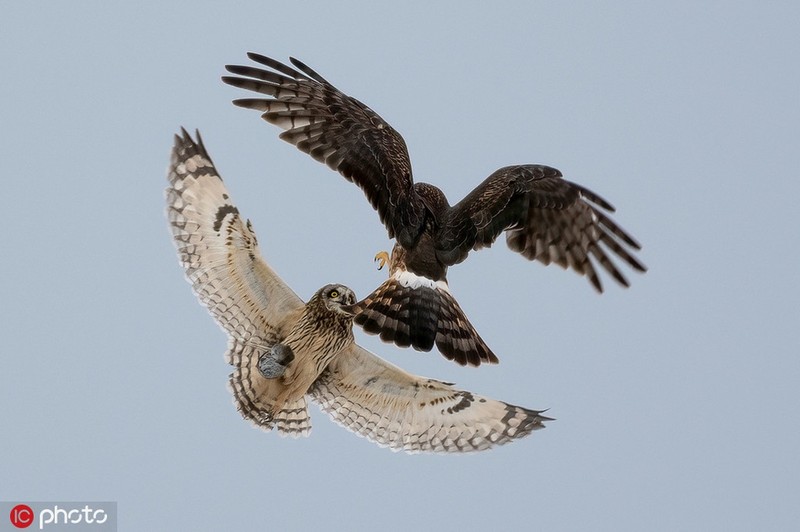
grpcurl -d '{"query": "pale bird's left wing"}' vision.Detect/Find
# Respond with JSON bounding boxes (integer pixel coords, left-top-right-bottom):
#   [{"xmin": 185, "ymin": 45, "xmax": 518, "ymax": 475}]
[{"xmin": 309, "ymin": 343, "xmax": 551, "ymax": 453}]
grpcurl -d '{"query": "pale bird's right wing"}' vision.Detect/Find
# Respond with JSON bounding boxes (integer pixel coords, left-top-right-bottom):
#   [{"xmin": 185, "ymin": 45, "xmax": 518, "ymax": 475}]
[
  {"xmin": 166, "ymin": 128, "xmax": 304, "ymax": 348},
  {"xmin": 167, "ymin": 129, "xmax": 310, "ymax": 434}
]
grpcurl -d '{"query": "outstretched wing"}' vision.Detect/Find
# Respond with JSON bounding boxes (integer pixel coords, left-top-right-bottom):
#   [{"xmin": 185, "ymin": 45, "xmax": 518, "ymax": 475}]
[
  {"xmin": 222, "ymin": 53, "xmax": 424, "ymax": 248},
  {"xmin": 309, "ymin": 343, "xmax": 550, "ymax": 454},
  {"xmin": 437, "ymin": 165, "xmax": 646, "ymax": 292},
  {"xmin": 166, "ymin": 128, "xmax": 305, "ymax": 351},
  {"xmin": 167, "ymin": 129, "xmax": 311, "ymax": 436}
]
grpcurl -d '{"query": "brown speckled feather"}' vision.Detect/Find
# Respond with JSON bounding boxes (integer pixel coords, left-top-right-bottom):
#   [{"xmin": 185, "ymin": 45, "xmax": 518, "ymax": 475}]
[
  {"xmin": 445, "ymin": 165, "xmax": 646, "ymax": 292},
  {"xmin": 167, "ymin": 129, "xmax": 549, "ymax": 452},
  {"xmin": 223, "ymin": 54, "xmax": 646, "ymax": 361},
  {"xmin": 223, "ymin": 54, "xmax": 645, "ymax": 290},
  {"xmin": 223, "ymin": 53, "xmax": 424, "ymax": 248},
  {"xmin": 311, "ymin": 343, "xmax": 550, "ymax": 453}
]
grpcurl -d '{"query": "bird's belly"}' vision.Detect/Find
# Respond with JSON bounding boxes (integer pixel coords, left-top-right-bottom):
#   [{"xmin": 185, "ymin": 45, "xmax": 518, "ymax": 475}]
[{"xmin": 281, "ymin": 332, "xmax": 353, "ymax": 399}]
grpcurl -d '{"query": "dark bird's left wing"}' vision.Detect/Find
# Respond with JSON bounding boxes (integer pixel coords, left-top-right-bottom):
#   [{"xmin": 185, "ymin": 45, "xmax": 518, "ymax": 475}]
[
  {"xmin": 222, "ymin": 53, "xmax": 424, "ymax": 248},
  {"xmin": 437, "ymin": 165, "xmax": 646, "ymax": 292}
]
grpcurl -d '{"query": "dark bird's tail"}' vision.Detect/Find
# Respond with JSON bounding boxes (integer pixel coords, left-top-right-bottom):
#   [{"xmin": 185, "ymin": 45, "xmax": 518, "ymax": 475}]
[{"xmin": 348, "ymin": 278, "xmax": 498, "ymax": 367}]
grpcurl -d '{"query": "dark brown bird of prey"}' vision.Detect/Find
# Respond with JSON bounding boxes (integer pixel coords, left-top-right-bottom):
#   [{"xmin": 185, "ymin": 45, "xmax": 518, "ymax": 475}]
[
  {"xmin": 222, "ymin": 53, "xmax": 646, "ymax": 367},
  {"xmin": 167, "ymin": 128, "xmax": 551, "ymax": 453}
]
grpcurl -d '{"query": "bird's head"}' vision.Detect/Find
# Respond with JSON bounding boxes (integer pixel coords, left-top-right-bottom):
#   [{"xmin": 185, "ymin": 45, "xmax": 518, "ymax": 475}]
[{"xmin": 315, "ymin": 283, "xmax": 357, "ymax": 316}]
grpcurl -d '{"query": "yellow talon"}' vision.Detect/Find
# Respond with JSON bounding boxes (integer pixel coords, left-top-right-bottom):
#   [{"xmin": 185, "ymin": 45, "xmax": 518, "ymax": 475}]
[{"xmin": 374, "ymin": 250, "xmax": 390, "ymax": 270}]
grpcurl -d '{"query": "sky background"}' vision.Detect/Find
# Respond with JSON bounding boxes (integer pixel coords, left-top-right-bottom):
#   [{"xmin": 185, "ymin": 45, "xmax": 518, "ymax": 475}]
[{"xmin": 2, "ymin": 2, "xmax": 798, "ymax": 531}]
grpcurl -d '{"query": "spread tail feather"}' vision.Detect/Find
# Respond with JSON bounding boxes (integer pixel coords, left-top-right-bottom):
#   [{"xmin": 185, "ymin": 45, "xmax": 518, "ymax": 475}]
[
  {"xmin": 350, "ymin": 278, "xmax": 498, "ymax": 367},
  {"xmin": 226, "ymin": 339, "xmax": 312, "ymax": 437}
]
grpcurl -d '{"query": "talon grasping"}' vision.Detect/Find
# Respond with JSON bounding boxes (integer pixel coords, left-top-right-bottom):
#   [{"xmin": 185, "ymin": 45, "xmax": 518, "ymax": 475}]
[
  {"xmin": 374, "ymin": 250, "xmax": 390, "ymax": 271},
  {"xmin": 258, "ymin": 343, "xmax": 295, "ymax": 379}
]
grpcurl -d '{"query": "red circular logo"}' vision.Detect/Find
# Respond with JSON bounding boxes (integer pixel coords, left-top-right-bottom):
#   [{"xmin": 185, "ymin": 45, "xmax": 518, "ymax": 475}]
[{"xmin": 10, "ymin": 504, "xmax": 34, "ymax": 528}]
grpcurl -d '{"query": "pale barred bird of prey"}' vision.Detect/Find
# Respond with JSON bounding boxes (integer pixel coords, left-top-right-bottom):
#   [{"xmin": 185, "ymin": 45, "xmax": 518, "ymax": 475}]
[
  {"xmin": 222, "ymin": 53, "xmax": 647, "ymax": 368},
  {"xmin": 166, "ymin": 128, "xmax": 551, "ymax": 453}
]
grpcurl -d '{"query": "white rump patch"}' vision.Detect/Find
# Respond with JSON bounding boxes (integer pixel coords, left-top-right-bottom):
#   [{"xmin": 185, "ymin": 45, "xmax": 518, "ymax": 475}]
[{"xmin": 393, "ymin": 271, "xmax": 450, "ymax": 293}]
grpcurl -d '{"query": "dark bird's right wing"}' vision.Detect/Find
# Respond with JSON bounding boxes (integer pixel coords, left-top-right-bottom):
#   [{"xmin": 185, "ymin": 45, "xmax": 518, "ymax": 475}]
[{"xmin": 437, "ymin": 165, "xmax": 647, "ymax": 292}]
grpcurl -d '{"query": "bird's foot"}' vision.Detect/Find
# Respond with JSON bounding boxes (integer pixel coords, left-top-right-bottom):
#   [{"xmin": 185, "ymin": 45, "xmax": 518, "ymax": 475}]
[
  {"xmin": 374, "ymin": 250, "xmax": 390, "ymax": 270},
  {"xmin": 257, "ymin": 343, "xmax": 295, "ymax": 379}
]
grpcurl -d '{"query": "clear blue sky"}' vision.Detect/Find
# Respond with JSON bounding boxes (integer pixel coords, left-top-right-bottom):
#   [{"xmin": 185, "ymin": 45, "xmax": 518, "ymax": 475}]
[{"xmin": 2, "ymin": 2, "xmax": 798, "ymax": 530}]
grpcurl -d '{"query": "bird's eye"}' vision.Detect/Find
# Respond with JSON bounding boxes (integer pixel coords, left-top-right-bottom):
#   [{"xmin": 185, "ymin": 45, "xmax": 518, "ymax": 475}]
[{"xmin": 329, "ymin": 290, "xmax": 339, "ymax": 299}]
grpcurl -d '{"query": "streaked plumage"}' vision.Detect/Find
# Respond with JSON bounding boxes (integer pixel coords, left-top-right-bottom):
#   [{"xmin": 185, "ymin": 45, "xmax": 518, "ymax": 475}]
[
  {"xmin": 222, "ymin": 53, "xmax": 647, "ymax": 367},
  {"xmin": 166, "ymin": 128, "xmax": 551, "ymax": 452}
]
